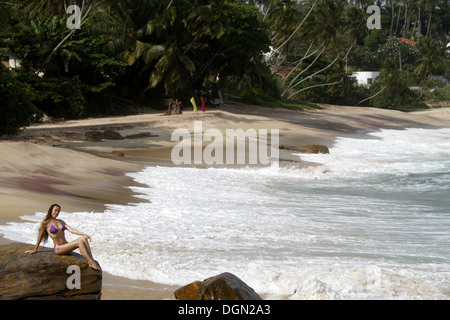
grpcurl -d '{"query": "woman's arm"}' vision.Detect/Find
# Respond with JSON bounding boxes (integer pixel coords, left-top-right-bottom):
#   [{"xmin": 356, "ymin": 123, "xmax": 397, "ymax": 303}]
[
  {"xmin": 63, "ymin": 220, "xmax": 91, "ymax": 241},
  {"xmin": 25, "ymin": 222, "xmax": 46, "ymax": 254}
]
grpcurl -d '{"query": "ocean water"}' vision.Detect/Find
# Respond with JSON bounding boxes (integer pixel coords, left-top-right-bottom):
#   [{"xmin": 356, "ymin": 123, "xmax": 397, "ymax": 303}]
[{"xmin": 1, "ymin": 127, "xmax": 449, "ymax": 299}]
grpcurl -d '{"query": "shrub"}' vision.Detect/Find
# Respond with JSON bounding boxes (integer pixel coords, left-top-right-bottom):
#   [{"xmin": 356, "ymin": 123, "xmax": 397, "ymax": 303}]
[
  {"xmin": 426, "ymin": 84, "xmax": 450, "ymax": 102},
  {"xmin": 0, "ymin": 68, "xmax": 36, "ymax": 136}
]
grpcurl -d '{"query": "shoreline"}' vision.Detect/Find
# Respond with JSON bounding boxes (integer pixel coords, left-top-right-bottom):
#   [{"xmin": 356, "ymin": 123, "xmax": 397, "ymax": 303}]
[{"xmin": 1, "ymin": 103, "xmax": 449, "ymax": 299}]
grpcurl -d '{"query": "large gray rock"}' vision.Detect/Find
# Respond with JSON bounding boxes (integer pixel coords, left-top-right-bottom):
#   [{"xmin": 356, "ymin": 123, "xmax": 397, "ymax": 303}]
[{"xmin": 0, "ymin": 243, "xmax": 102, "ymax": 300}]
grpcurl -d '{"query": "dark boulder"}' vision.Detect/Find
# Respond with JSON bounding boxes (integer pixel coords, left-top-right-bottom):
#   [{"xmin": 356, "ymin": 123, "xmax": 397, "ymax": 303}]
[
  {"xmin": 103, "ymin": 130, "xmax": 125, "ymax": 140},
  {"xmin": 84, "ymin": 130, "xmax": 125, "ymax": 142},
  {"xmin": 279, "ymin": 144, "xmax": 330, "ymax": 154},
  {"xmin": 0, "ymin": 243, "xmax": 102, "ymax": 300},
  {"xmin": 84, "ymin": 131, "xmax": 104, "ymax": 142},
  {"xmin": 125, "ymin": 132, "xmax": 158, "ymax": 139},
  {"xmin": 174, "ymin": 272, "xmax": 262, "ymax": 300}
]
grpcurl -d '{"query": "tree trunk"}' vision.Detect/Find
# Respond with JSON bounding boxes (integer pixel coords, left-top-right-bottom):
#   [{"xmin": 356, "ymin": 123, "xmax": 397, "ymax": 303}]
[
  {"xmin": 282, "ymin": 46, "xmax": 326, "ymax": 97},
  {"xmin": 426, "ymin": 0, "xmax": 434, "ymax": 38},
  {"xmin": 286, "ymin": 52, "xmax": 341, "ymax": 99},
  {"xmin": 358, "ymin": 85, "xmax": 387, "ymax": 105},
  {"xmin": 390, "ymin": 0, "xmax": 395, "ymax": 35}
]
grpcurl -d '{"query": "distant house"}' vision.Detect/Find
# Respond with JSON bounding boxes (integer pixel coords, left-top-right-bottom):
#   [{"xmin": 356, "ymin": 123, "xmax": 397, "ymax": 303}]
[
  {"xmin": 1, "ymin": 53, "xmax": 21, "ymax": 69},
  {"xmin": 350, "ymin": 71, "xmax": 380, "ymax": 86}
]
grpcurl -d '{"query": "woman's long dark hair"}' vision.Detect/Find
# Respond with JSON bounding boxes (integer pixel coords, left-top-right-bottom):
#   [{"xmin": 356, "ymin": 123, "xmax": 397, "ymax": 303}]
[{"xmin": 40, "ymin": 204, "xmax": 61, "ymax": 243}]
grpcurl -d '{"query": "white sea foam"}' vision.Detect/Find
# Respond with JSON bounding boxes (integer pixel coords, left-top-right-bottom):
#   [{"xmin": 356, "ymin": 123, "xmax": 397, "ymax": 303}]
[
  {"xmin": 1, "ymin": 127, "xmax": 449, "ymax": 299},
  {"xmin": 296, "ymin": 127, "xmax": 450, "ymax": 178}
]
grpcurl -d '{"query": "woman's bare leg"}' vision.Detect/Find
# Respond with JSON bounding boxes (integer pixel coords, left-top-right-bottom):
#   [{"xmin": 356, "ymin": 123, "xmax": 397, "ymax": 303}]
[{"xmin": 56, "ymin": 237, "xmax": 101, "ymax": 270}]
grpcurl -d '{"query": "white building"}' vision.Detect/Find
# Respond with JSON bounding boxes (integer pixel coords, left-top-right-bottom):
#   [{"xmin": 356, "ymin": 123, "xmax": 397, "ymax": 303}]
[{"xmin": 351, "ymin": 71, "xmax": 380, "ymax": 86}]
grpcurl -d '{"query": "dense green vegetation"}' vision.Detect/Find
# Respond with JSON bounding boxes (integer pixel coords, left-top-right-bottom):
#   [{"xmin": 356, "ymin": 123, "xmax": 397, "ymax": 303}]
[{"xmin": 1, "ymin": 0, "xmax": 449, "ymax": 136}]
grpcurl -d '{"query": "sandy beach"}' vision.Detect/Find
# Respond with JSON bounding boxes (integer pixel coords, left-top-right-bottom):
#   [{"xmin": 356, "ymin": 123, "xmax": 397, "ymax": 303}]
[{"xmin": 1, "ymin": 102, "xmax": 449, "ymax": 299}]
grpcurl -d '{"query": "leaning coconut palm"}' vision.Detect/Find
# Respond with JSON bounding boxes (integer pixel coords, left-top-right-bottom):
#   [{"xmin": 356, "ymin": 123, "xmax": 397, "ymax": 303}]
[
  {"xmin": 266, "ymin": 0, "xmax": 318, "ymax": 74},
  {"xmin": 280, "ymin": 0, "xmax": 367, "ymax": 99},
  {"xmin": 281, "ymin": 0, "xmax": 345, "ymax": 98}
]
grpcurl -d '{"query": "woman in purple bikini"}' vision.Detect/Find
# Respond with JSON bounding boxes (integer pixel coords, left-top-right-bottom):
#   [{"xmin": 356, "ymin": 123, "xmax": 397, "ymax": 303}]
[{"xmin": 25, "ymin": 204, "xmax": 101, "ymax": 271}]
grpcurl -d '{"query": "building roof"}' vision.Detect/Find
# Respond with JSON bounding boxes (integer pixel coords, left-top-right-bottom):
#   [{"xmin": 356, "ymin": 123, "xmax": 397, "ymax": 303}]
[{"xmin": 397, "ymin": 38, "xmax": 418, "ymax": 45}]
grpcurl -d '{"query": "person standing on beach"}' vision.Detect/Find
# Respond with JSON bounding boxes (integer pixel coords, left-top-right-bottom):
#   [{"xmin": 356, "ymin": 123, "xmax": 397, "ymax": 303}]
[{"xmin": 25, "ymin": 204, "xmax": 101, "ymax": 271}]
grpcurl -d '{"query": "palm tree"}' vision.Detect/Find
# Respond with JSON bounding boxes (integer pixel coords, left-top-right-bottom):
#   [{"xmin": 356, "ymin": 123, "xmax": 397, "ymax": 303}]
[
  {"xmin": 265, "ymin": 0, "xmax": 305, "ymax": 72},
  {"xmin": 149, "ymin": 0, "xmax": 233, "ymax": 94},
  {"xmin": 186, "ymin": 0, "xmax": 235, "ymax": 41},
  {"xmin": 244, "ymin": 0, "xmax": 280, "ymax": 21},
  {"xmin": 414, "ymin": 37, "xmax": 443, "ymax": 79},
  {"xmin": 92, "ymin": 0, "xmax": 166, "ymax": 66},
  {"xmin": 265, "ymin": 0, "xmax": 319, "ymax": 76},
  {"xmin": 280, "ymin": 0, "xmax": 368, "ymax": 99},
  {"xmin": 281, "ymin": 0, "xmax": 346, "ymax": 98},
  {"xmin": 267, "ymin": 0, "xmax": 303, "ymax": 50},
  {"xmin": 36, "ymin": 0, "xmax": 97, "ymax": 72},
  {"xmin": 151, "ymin": 0, "xmax": 258, "ymax": 95},
  {"xmin": 150, "ymin": 44, "xmax": 196, "ymax": 94},
  {"xmin": 92, "ymin": 0, "xmax": 271, "ymax": 96}
]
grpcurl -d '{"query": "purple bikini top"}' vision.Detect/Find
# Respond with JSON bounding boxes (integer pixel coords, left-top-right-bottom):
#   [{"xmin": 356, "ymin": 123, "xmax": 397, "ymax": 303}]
[{"xmin": 49, "ymin": 222, "xmax": 66, "ymax": 234}]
